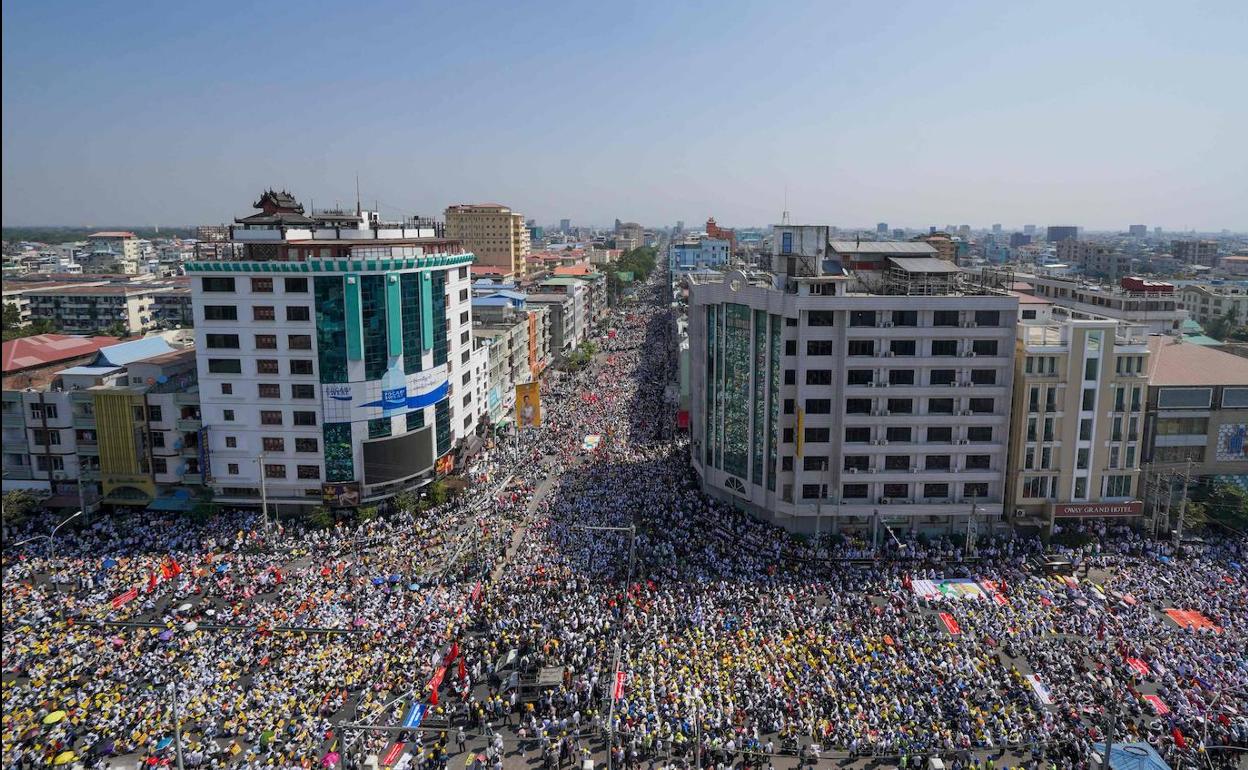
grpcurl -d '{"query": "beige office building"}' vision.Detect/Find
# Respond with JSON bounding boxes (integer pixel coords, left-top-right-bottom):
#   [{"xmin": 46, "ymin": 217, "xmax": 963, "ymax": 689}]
[
  {"xmin": 1007, "ymin": 315, "xmax": 1151, "ymax": 529},
  {"xmin": 445, "ymin": 204, "xmax": 530, "ymax": 280}
]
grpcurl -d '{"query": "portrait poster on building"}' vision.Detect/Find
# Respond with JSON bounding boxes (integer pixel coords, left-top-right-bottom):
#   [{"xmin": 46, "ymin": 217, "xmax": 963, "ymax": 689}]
[{"xmin": 515, "ymin": 382, "xmax": 542, "ymax": 428}]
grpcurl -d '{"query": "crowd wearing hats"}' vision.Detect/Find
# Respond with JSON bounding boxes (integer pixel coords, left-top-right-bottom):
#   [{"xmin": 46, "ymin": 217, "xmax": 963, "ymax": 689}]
[{"xmin": 4, "ymin": 274, "xmax": 1246, "ymax": 770}]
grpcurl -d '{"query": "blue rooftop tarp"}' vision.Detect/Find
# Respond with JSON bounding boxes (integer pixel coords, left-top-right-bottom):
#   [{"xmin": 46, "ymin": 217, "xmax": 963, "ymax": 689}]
[{"xmin": 1091, "ymin": 742, "xmax": 1171, "ymax": 770}]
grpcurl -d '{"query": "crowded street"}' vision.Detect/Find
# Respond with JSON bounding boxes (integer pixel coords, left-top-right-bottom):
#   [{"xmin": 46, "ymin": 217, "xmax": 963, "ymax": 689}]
[{"xmin": 3, "ymin": 271, "xmax": 1247, "ymax": 770}]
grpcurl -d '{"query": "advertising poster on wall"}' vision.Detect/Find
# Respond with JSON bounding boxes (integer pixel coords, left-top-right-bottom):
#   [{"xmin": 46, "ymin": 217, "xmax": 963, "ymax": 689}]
[
  {"xmin": 1216, "ymin": 424, "xmax": 1247, "ymax": 462},
  {"xmin": 515, "ymin": 382, "xmax": 541, "ymax": 428},
  {"xmin": 321, "ymin": 365, "xmax": 449, "ymax": 422}
]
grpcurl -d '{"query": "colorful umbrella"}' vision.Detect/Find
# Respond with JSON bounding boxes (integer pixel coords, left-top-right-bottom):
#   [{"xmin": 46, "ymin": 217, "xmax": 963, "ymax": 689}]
[
  {"xmin": 54, "ymin": 751, "xmax": 76, "ymax": 765},
  {"xmin": 322, "ymin": 752, "xmax": 340, "ymax": 767},
  {"xmin": 42, "ymin": 710, "xmax": 66, "ymax": 725}
]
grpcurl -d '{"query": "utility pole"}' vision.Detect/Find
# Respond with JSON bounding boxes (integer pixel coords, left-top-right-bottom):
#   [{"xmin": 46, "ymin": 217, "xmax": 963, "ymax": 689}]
[
  {"xmin": 258, "ymin": 451, "xmax": 269, "ymax": 535},
  {"xmin": 1174, "ymin": 459, "xmax": 1193, "ymax": 545},
  {"xmin": 1100, "ymin": 707, "xmax": 1118, "ymax": 770},
  {"xmin": 966, "ymin": 497, "xmax": 978, "ymax": 559},
  {"xmin": 168, "ymin": 683, "xmax": 186, "ymax": 770}
]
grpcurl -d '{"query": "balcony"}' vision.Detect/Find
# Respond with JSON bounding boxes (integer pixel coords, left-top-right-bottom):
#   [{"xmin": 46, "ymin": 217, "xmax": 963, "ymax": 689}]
[
  {"xmin": 2, "ymin": 411, "xmax": 24, "ymax": 428},
  {"xmin": 2, "ymin": 466, "xmax": 34, "ymax": 480},
  {"xmin": 176, "ymin": 417, "xmax": 202, "ymax": 431},
  {"xmin": 182, "ymin": 473, "xmax": 204, "ymax": 485}
]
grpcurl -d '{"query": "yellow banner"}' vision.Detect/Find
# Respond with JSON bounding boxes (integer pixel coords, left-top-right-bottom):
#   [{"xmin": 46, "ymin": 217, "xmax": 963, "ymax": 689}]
[
  {"xmin": 795, "ymin": 408, "xmax": 805, "ymax": 457},
  {"xmin": 515, "ymin": 382, "xmax": 542, "ymax": 428}
]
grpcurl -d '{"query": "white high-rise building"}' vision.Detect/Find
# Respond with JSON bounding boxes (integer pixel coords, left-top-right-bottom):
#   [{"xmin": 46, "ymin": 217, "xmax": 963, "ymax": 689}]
[
  {"xmin": 687, "ymin": 225, "xmax": 1018, "ymax": 537},
  {"xmin": 190, "ymin": 190, "xmax": 477, "ymax": 512}
]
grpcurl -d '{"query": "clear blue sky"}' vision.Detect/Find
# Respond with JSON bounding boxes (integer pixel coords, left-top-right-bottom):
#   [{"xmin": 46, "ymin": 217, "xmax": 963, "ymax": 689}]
[{"xmin": 3, "ymin": 0, "xmax": 1246, "ymax": 230}]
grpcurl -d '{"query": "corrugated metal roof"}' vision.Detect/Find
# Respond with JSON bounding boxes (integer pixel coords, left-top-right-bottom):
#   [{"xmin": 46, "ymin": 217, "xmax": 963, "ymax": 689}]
[
  {"xmin": 94, "ymin": 337, "xmax": 177, "ymax": 367},
  {"xmin": 828, "ymin": 241, "xmax": 937, "ymax": 255},
  {"xmin": 56, "ymin": 365, "xmax": 124, "ymax": 376},
  {"xmin": 886, "ymin": 256, "xmax": 960, "ymax": 273}
]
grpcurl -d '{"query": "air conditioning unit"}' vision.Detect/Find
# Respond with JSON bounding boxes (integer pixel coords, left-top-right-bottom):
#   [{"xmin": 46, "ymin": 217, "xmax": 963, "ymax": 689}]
[
  {"xmin": 880, "ymin": 382, "xmax": 890, "ymax": 388},
  {"xmin": 962, "ymin": 321, "xmax": 973, "ymax": 328},
  {"xmin": 949, "ymin": 382, "xmax": 958, "ymax": 387},
  {"xmin": 849, "ymin": 467, "xmax": 858, "ymax": 474},
  {"xmin": 910, "ymin": 467, "xmax": 920, "ymax": 473},
  {"xmin": 959, "ymin": 439, "xmax": 970, "ymax": 445},
  {"xmin": 969, "ymin": 352, "xmax": 977, "ymax": 358},
  {"xmin": 879, "ymin": 497, "xmax": 892, "ymax": 505},
  {"xmin": 967, "ymin": 382, "xmax": 976, "ymax": 387},
  {"xmin": 880, "ymin": 439, "xmax": 889, "ymax": 446},
  {"xmin": 883, "ymin": 410, "xmax": 891, "ymax": 416},
  {"xmin": 882, "ymin": 321, "xmax": 894, "ymax": 328},
  {"xmin": 961, "ymin": 410, "xmax": 973, "ymax": 416},
  {"xmin": 886, "ymin": 351, "xmax": 896, "ymax": 357}
]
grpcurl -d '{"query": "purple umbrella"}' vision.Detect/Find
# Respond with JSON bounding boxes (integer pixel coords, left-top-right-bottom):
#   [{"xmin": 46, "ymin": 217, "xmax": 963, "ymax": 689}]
[{"xmin": 158, "ymin": 629, "xmax": 174, "ymax": 641}]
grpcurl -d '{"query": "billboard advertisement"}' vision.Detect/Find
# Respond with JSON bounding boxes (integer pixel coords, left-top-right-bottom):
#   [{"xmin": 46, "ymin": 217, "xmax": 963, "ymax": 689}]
[
  {"xmin": 321, "ymin": 365, "xmax": 449, "ymax": 422},
  {"xmin": 1216, "ymin": 424, "xmax": 1247, "ymax": 462},
  {"xmin": 515, "ymin": 382, "xmax": 541, "ymax": 428},
  {"xmin": 322, "ymin": 482, "xmax": 361, "ymax": 508}
]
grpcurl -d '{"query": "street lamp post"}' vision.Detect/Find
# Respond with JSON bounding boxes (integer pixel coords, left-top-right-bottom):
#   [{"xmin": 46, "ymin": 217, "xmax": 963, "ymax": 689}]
[{"xmin": 9, "ymin": 509, "xmax": 84, "ymax": 594}]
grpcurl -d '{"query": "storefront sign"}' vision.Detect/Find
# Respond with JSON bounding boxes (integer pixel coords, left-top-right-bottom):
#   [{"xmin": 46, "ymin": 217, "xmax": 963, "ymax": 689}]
[
  {"xmin": 321, "ymin": 365, "xmax": 449, "ymax": 422},
  {"xmin": 1053, "ymin": 501, "xmax": 1143, "ymax": 517}
]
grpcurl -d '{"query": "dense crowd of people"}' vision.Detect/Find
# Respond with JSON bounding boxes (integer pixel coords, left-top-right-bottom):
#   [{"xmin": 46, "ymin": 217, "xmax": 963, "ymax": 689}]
[{"xmin": 3, "ymin": 272, "xmax": 1246, "ymax": 770}]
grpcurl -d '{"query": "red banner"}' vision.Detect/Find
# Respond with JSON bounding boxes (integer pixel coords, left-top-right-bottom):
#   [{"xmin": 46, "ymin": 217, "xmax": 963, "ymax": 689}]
[
  {"xmin": 381, "ymin": 742, "xmax": 405, "ymax": 767},
  {"xmin": 470, "ymin": 581, "xmax": 482, "ymax": 604},
  {"xmin": 612, "ymin": 671, "xmax": 626, "ymax": 701},
  {"xmin": 110, "ymin": 586, "xmax": 139, "ymax": 609},
  {"xmin": 939, "ymin": 613, "xmax": 961, "ymax": 635}
]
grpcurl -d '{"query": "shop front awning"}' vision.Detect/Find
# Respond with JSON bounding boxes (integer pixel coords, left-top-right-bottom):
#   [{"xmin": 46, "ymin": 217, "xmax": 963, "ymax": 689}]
[{"xmin": 146, "ymin": 489, "xmax": 194, "ymax": 512}]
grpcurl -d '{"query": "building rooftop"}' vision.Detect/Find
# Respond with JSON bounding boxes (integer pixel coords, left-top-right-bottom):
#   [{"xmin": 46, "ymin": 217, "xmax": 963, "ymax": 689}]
[
  {"xmin": 1147, "ymin": 336, "xmax": 1248, "ymax": 386},
  {"xmin": 2, "ymin": 334, "xmax": 121, "ymax": 374},
  {"xmin": 88, "ymin": 231, "xmax": 136, "ymax": 239},
  {"xmin": 23, "ymin": 284, "xmax": 162, "ymax": 296},
  {"xmin": 886, "ymin": 256, "xmax": 959, "ymax": 274},
  {"xmin": 829, "ymin": 241, "xmax": 937, "ymax": 255}
]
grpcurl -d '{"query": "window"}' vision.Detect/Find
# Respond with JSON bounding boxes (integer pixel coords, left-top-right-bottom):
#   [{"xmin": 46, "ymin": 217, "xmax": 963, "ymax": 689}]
[
  {"xmin": 844, "ymin": 455, "xmax": 870, "ymax": 471},
  {"xmin": 892, "ymin": 310, "xmax": 918, "ymax": 327},
  {"xmin": 224, "ymin": 435, "xmax": 237, "ymax": 448},
  {"xmin": 966, "ymin": 455, "xmax": 990, "ymax": 470},
  {"xmin": 844, "ymin": 427, "xmax": 871, "ymax": 443},
  {"xmin": 886, "ymin": 426, "xmax": 911, "ymax": 442},
  {"xmin": 226, "ymin": 463, "xmax": 240, "ymax": 475},
  {"xmin": 147, "ymin": 405, "xmax": 163, "ymax": 422},
  {"xmin": 967, "ymin": 426, "xmax": 993, "ymax": 442},
  {"xmin": 847, "ymin": 369, "xmax": 873, "ymax": 386},
  {"xmin": 201, "ymin": 277, "xmax": 235, "ymax": 292},
  {"xmin": 842, "ymin": 484, "xmax": 869, "ymax": 499},
  {"xmin": 848, "ymin": 340, "xmax": 875, "ymax": 356},
  {"xmin": 1045, "ymin": 388, "xmax": 1056, "ymax": 411},
  {"xmin": 1074, "ymin": 476, "xmax": 1088, "ymax": 499},
  {"xmin": 256, "ymin": 359, "xmax": 279, "ymax": 374},
  {"xmin": 208, "ymin": 358, "xmax": 242, "ymax": 374},
  {"xmin": 1081, "ymin": 388, "xmax": 1096, "ymax": 411},
  {"xmin": 253, "ymin": 306, "xmax": 276, "ymax": 321},
  {"xmin": 970, "ymin": 369, "xmax": 996, "ymax": 386},
  {"xmin": 1130, "ymin": 387, "xmax": 1142, "ymax": 411},
  {"xmin": 784, "ymin": 369, "xmax": 796, "ymax": 385},
  {"xmin": 297, "ymin": 465, "xmax": 321, "ymax": 480},
  {"xmin": 32, "ymin": 429, "xmax": 60, "ymax": 446},
  {"xmin": 801, "ymin": 456, "xmax": 825, "ymax": 472},
  {"xmin": 1076, "ymin": 448, "xmax": 1089, "ymax": 469},
  {"xmin": 849, "ymin": 310, "xmax": 876, "ymax": 327},
  {"xmin": 286, "ymin": 306, "xmax": 311, "ymax": 321},
  {"xmin": 260, "ymin": 410, "xmax": 283, "ymax": 426},
  {"xmin": 1044, "ymin": 417, "xmax": 1055, "ymax": 441},
  {"xmin": 291, "ymin": 383, "xmax": 315, "ymax": 399},
  {"xmin": 807, "ymin": 310, "xmax": 836, "ymax": 327},
  {"xmin": 289, "ymin": 335, "xmax": 312, "ymax": 350},
  {"xmin": 974, "ymin": 310, "xmax": 1000, "ymax": 327},
  {"xmin": 972, "ymin": 340, "xmax": 998, "ymax": 356},
  {"xmin": 930, "ymin": 369, "xmax": 956, "ymax": 386},
  {"xmin": 931, "ymin": 340, "xmax": 958, "ymax": 356},
  {"xmin": 884, "ymin": 455, "xmax": 909, "ymax": 471},
  {"xmin": 264, "ymin": 463, "xmax": 286, "ymax": 479},
  {"xmin": 1155, "ymin": 417, "xmax": 1209, "ymax": 435},
  {"xmin": 928, "ymin": 426, "xmax": 953, "ymax": 443},
  {"xmin": 1024, "ymin": 447, "xmax": 1036, "ymax": 470},
  {"xmin": 890, "ymin": 340, "xmax": 916, "ymax": 356},
  {"xmin": 1028, "ymin": 386, "xmax": 1040, "ymax": 413},
  {"xmin": 206, "ymin": 333, "xmax": 240, "ymax": 349},
  {"xmin": 1154, "ymin": 445, "xmax": 1205, "ymax": 462},
  {"xmin": 801, "ymin": 484, "xmax": 826, "ymax": 500},
  {"xmin": 782, "ymin": 428, "xmax": 794, "ymax": 443},
  {"xmin": 34, "ymin": 456, "xmax": 65, "ymax": 472},
  {"xmin": 258, "ymin": 383, "xmax": 280, "ymax": 398},
  {"xmin": 928, "ymin": 398, "xmax": 955, "ymax": 414},
  {"xmin": 933, "ymin": 310, "xmax": 960, "ymax": 327},
  {"xmin": 784, "ymin": 340, "xmax": 796, "ymax": 356},
  {"xmin": 846, "ymin": 399, "xmax": 871, "ymax": 414},
  {"xmin": 251, "ymin": 277, "xmax": 274, "ymax": 293},
  {"xmin": 1022, "ymin": 476, "xmax": 1047, "ymax": 499},
  {"xmin": 887, "ymin": 398, "xmax": 913, "ymax": 414},
  {"xmin": 290, "ymin": 359, "xmax": 314, "ymax": 375},
  {"xmin": 285, "ymin": 277, "xmax": 308, "ymax": 293},
  {"xmin": 203, "ymin": 305, "xmax": 237, "ymax": 321},
  {"xmin": 805, "ymin": 399, "xmax": 832, "ymax": 414},
  {"xmin": 255, "ymin": 334, "xmax": 277, "ymax": 350},
  {"xmin": 1079, "ymin": 418, "xmax": 1093, "ymax": 441},
  {"xmin": 150, "ymin": 432, "xmax": 165, "ymax": 448},
  {"xmin": 262, "ymin": 437, "xmax": 285, "ymax": 452},
  {"xmin": 806, "ymin": 340, "xmax": 834, "ymax": 355},
  {"xmin": 223, "ymin": 409, "xmax": 235, "ymax": 421},
  {"xmin": 1105, "ymin": 475, "xmax": 1133, "ymax": 497},
  {"xmin": 1109, "ymin": 445, "xmax": 1120, "ymax": 469},
  {"xmin": 1021, "ymin": 309, "xmax": 1037, "ymax": 320},
  {"xmin": 1041, "ymin": 447, "xmax": 1052, "ymax": 469},
  {"xmin": 886, "ymin": 369, "xmax": 915, "ymax": 386},
  {"xmin": 293, "ymin": 411, "xmax": 317, "ymax": 426},
  {"xmin": 295, "ymin": 437, "xmax": 318, "ymax": 453},
  {"xmin": 806, "ymin": 369, "xmax": 832, "ymax": 385},
  {"xmin": 968, "ymin": 398, "xmax": 994, "ymax": 414},
  {"xmin": 803, "ymin": 427, "xmax": 830, "ymax": 443},
  {"xmin": 781, "ymin": 232, "xmax": 793, "ymax": 254},
  {"xmin": 783, "ymin": 398, "xmax": 795, "ymax": 415},
  {"xmin": 1084, "ymin": 357, "xmax": 1099, "ymax": 381},
  {"xmin": 923, "ymin": 483, "xmax": 949, "ymax": 499},
  {"xmin": 1157, "ymin": 387, "xmax": 1212, "ymax": 409},
  {"xmin": 781, "ymin": 455, "xmax": 794, "ymax": 471},
  {"xmin": 964, "ymin": 482, "xmax": 989, "ymax": 498},
  {"xmin": 1026, "ymin": 417, "xmax": 1038, "ymax": 442},
  {"xmin": 883, "ymin": 483, "xmax": 909, "ymax": 499}
]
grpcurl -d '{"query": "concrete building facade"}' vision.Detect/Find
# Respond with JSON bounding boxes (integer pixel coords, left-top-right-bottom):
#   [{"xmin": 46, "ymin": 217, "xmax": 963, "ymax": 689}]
[{"xmin": 445, "ymin": 204, "xmax": 530, "ymax": 280}]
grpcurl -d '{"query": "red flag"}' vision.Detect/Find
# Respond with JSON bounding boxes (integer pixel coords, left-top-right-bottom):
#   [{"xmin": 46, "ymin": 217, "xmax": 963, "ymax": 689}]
[
  {"xmin": 170, "ymin": 559, "xmax": 182, "ymax": 577},
  {"xmin": 458, "ymin": 656, "xmax": 466, "ymax": 682},
  {"xmin": 161, "ymin": 562, "xmax": 174, "ymax": 581},
  {"xmin": 612, "ymin": 671, "xmax": 626, "ymax": 701},
  {"xmin": 147, "ymin": 571, "xmax": 159, "ymax": 593},
  {"xmin": 1172, "ymin": 728, "xmax": 1187, "ymax": 749}
]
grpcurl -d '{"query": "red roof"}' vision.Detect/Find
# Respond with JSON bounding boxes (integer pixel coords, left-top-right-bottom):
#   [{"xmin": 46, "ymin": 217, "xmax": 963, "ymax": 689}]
[
  {"xmin": 554, "ymin": 265, "xmax": 591, "ymax": 276},
  {"xmin": 88, "ymin": 231, "xmax": 137, "ymax": 238},
  {"xmin": 2, "ymin": 334, "xmax": 121, "ymax": 374}
]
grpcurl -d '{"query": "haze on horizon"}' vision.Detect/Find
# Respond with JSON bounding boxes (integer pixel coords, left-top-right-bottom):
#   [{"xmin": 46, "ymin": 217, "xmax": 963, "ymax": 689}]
[{"xmin": 3, "ymin": 0, "xmax": 1246, "ymax": 231}]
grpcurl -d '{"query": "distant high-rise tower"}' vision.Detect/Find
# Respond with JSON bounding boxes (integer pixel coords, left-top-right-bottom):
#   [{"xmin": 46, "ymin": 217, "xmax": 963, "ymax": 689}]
[
  {"xmin": 1023, "ymin": 224, "xmax": 1036, "ymax": 236},
  {"xmin": 876, "ymin": 222, "xmax": 888, "ymax": 234},
  {"xmin": 1046, "ymin": 225, "xmax": 1078, "ymax": 243},
  {"xmin": 992, "ymin": 223, "xmax": 1002, "ymax": 234},
  {"xmin": 1154, "ymin": 226, "xmax": 1163, "ymax": 238},
  {"xmin": 892, "ymin": 229, "xmax": 905, "ymax": 239},
  {"xmin": 559, "ymin": 218, "xmax": 571, "ymax": 234}
]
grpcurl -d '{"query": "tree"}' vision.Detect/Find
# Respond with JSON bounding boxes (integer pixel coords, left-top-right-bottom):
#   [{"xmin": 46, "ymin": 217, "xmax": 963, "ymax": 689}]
[
  {"xmin": 426, "ymin": 480, "xmax": 449, "ymax": 508},
  {"xmin": 104, "ymin": 321, "xmax": 128, "ymax": 339},
  {"xmin": 356, "ymin": 505, "xmax": 379, "ymax": 523},
  {"xmin": 2, "ymin": 309, "xmax": 57, "ymax": 342},
  {"xmin": 190, "ymin": 499, "xmax": 220, "ymax": 524},
  {"xmin": 393, "ymin": 489, "xmax": 419, "ymax": 516},
  {"xmin": 2, "ymin": 489, "xmax": 42, "ymax": 528},
  {"xmin": 306, "ymin": 505, "xmax": 334, "ymax": 530}
]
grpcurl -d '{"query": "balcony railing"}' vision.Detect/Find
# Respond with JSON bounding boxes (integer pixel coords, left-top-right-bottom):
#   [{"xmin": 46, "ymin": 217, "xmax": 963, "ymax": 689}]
[{"xmin": 176, "ymin": 417, "xmax": 202, "ymax": 431}]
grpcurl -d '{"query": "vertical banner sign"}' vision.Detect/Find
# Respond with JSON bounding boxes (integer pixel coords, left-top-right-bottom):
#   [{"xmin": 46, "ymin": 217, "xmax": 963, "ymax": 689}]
[
  {"xmin": 795, "ymin": 408, "xmax": 805, "ymax": 458},
  {"xmin": 613, "ymin": 671, "xmax": 626, "ymax": 701},
  {"xmin": 515, "ymin": 382, "xmax": 542, "ymax": 428}
]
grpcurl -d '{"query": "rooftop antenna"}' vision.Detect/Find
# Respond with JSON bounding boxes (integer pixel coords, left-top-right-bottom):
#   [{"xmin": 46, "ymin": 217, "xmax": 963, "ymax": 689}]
[
  {"xmin": 355, "ymin": 174, "xmax": 361, "ymax": 217},
  {"xmin": 781, "ymin": 185, "xmax": 791, "ymax": 225}
]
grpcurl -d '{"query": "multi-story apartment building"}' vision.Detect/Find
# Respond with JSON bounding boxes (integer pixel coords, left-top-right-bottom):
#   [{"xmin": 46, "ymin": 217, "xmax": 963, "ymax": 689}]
[
  {"xmin": 190, "ymin": 190, "xmax": 476, "ymax": 512},
  {"xmin": 1007, "ymin": 315, "xmax": 1151, "ymax": 530},
  {"xmin": 1171, "ymin": 239, "xmax": 1219, "ymax": 266},
  {"xmin": 1143, "ymin": 337, "xmax": 1248, "ymax": 485},
  {"xmin": 1177, "ymin": 283, "xmax": 1248, "ymax": 328},
  {"xmin": 1001, "ymin": 270, "xmax": 1186, "ymax": 334},
  {"xmin": 526, "ymin": 293, "xmax": 576, "ymax": 357},
  {"xmin": 82, "ymin": 231, "xmax": 141, "ymax": 274},
  {"xmin": 23, "ymin": 283, "xmax": 167, "ymax": 336},
  {"xmin": 687, "ymin": 225, "xmax": 1018, "ymax": 537},
  {"xmin": 444, "ymin": 203, "xmax": 530, "ymax": 280},
  {"xmin": 1046, "ymin": 226, "xmax": 1079, "ymax": 244},
  {"xmin": 1056, "ymin": 241, "xmax": 1134, "ymax": 279},
  {"xmin": 616, "ymin": 222, "xmax": 644, "ymax": 250}
]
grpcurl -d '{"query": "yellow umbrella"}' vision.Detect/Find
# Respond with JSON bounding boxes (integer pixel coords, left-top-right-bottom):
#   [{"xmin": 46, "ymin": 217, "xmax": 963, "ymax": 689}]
[
  {"xmin": 54, "ymin": 750, "xmax": 76, "ymax": 765},
  {"xmin": 42, "ymin": 711, "xmax": 67, "ymax": 725}
]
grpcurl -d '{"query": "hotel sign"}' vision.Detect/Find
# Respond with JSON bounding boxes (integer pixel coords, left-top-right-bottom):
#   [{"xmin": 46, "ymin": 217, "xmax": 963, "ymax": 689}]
[{"xmin": 1053, "ymin": 501, "xmax": 1144, "ymax": 517}]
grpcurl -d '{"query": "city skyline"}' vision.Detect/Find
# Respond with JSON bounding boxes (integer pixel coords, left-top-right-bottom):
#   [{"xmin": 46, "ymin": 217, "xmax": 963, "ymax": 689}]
[{"xmin": 3, "ymin": 0, "xmax": 1247, "ymax": 229}]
